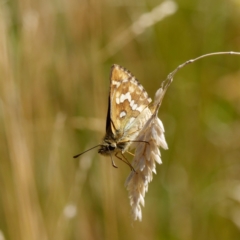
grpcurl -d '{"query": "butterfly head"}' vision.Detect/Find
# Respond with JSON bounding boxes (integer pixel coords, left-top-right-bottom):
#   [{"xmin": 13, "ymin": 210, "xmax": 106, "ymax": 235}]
[{"xmin": 98, "ymin": 140, "xmax": 117, "ymax": 156}]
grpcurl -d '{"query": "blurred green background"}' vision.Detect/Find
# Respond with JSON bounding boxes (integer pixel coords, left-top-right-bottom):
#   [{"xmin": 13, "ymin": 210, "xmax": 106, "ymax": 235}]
[{"xmin": 0, "ymin": 0, "xmax": 240, "ymax": 239}]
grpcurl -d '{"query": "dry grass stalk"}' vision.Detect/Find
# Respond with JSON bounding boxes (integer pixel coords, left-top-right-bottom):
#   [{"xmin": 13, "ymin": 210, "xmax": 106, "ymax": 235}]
[{"xmin": 125, "ymin": 87, "xmax": 168, "ymax": 221}]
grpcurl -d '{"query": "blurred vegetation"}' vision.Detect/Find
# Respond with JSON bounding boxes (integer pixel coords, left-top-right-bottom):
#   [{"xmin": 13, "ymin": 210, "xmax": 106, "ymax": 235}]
[{"xmin": 0, "ymin": 0, "xmax": 240, "ymax": 239}]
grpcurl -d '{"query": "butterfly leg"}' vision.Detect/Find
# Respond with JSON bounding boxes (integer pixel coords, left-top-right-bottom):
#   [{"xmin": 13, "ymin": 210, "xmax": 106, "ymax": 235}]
[
  {"xmin": 115, "ymin": 152, "xmax": 136, "ymax": 173},
  {"xmin": 126, "ymin": 151, "xmax": 135, "ymax": 157},
  {"xmin": 125, "ymin": 140, "xmax": 149, "ymax": 145},
  {"xmin": 110, "ymin": 154, "xmax": 118, "ymax": 168}
]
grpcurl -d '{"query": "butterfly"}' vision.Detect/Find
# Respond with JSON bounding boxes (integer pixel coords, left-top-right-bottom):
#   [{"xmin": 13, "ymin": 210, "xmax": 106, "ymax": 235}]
[{"xmin": 74, "ymin": 64, "xmax": 152, "ymax": 171}]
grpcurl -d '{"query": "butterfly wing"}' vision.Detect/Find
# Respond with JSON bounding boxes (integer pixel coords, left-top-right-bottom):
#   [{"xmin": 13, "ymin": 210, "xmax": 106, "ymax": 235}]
[{"xmin": 106, "ymin": 64, "xmax": 152, "ymax": 144}]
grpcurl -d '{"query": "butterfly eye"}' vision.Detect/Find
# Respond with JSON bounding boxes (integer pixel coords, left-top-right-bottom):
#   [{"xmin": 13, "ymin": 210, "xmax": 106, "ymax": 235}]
[{"xmin": 108, "ymin": 145, "xmax": 116, "ymax": 151}]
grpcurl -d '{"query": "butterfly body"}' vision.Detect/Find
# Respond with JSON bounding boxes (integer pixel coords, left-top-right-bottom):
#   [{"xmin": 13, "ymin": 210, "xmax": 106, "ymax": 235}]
[{"xmin": 98, "ymin": 64, "xmax": 152, "ymax": 158}]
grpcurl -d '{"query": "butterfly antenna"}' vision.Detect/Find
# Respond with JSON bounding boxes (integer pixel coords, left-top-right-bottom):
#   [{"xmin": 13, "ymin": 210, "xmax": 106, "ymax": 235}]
[{"xmin": 73, "ymin": 145, "xmax": 101, "ymax": 158}]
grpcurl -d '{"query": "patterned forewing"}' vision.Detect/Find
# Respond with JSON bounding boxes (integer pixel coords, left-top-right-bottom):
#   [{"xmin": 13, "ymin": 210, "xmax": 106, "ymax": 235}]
[{"xmin": 109, "ymin": 65, "xmax": 152, "ymax": 138}]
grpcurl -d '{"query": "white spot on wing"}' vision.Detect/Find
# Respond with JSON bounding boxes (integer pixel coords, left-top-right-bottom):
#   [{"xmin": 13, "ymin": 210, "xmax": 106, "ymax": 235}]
[
  {"xmin": 136, "ymin": 105, "xmax": 145, "ymax": 112},
  {"xmin": 116, "ymin": 97, "xmax": 120, "ymax": 104},
  {"xmin": 112, "ymin": 80, "xmax": 120, "ymax": 88},
  {"xmin": 130, "ymin": 99, "xmax": 138, "ymax": 110},
  {"xmin": 132, "ymin": 104, "xmax": 138, "ymax": 110},
  {"xmin": 120, "ymin": 111, "xmax": 127, "ymax": 118},
  {"xmin": 120, "ymin": 92, "xmax": 131, "ymax": 103}
]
